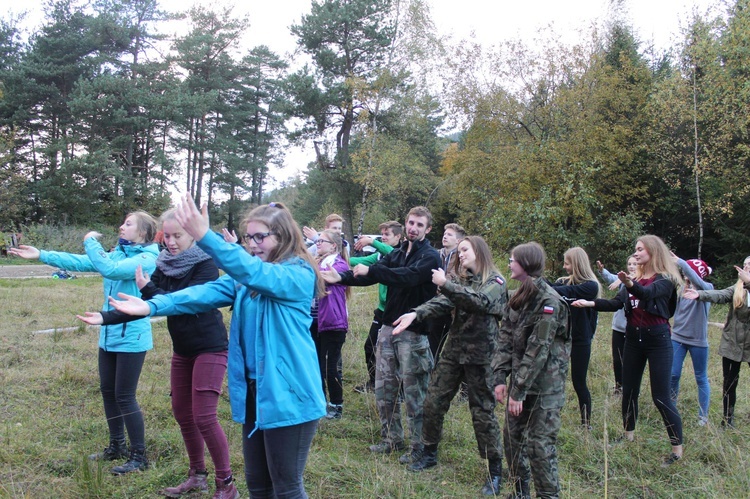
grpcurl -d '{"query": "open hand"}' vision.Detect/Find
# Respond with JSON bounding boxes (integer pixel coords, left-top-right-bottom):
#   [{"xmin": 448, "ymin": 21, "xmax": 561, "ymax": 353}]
[
  {"xmin": 175, "ymin": 193, "xmax": 209, "ymax": 241},
  {"xmin": 392, "ymin": 312, "xmax": 416, "ymax": 335},
  {"xmin": 76, "ymin": 312, "xmax": 103, "ymax": 325},
  {"xmin": 108, "ymin": 293, "xmax": 150, "ymax": 316},
  {"xmin": 8, "ymin": 245, "xmax": 41, "ymax": 260}
]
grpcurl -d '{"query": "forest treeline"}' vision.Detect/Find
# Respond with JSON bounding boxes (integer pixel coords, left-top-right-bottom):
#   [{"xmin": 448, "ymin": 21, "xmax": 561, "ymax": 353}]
[{"xmin": 1, "ymin": 0, "xmax": 749, "ymax": 281}]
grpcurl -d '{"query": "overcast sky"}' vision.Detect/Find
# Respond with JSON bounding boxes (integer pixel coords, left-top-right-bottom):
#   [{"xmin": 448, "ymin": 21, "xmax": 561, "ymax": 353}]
[{"xmin": 11, "ymin": 0, "xmax": 723, "ymax": 187}]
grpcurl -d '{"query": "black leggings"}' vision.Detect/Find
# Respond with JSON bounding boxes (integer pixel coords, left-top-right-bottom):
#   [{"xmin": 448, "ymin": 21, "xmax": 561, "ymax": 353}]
[
  {"xmin": 98, "ymin": 349, "xmax": 147, "ymax": 451},
  {"xmin": 313, "ymin": 329, "xmax": 347, "ymax": 405},
  {"xmin": 621, "ymin": 325, "xmax": 682, "ymax": 445},
  {"xmin": 364, "ymin": 309, "xmax": 383, "ymax": 385},
  {"xmin": 722, "ymin": 357, "xmax": 750, "ymax": 418},
  {"xmin": 570, "ymin": 343, "xmax": 592, "ymax": 425},
  {"xmin": 612, "ymin": 330, "xmax": 626, "ymax": 388}
]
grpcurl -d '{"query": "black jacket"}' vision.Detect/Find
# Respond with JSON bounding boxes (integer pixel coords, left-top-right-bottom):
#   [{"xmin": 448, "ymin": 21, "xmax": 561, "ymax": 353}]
[
  {"xmin": 101, "ymin": 258, "xmax": 228, "ymax": 357},
  {"xmin": 551, "ymin": 279, "xmax": 599, "ymax": 346},
  {"xmin": 340, "ymin": 237, "xmax": 440, "ymax": 333},
  {"xmin": 593, "ymin": 274, "xmax": 677, "ymax": 322}
]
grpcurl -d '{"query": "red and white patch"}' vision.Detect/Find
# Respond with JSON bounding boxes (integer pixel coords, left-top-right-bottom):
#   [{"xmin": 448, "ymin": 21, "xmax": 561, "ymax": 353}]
[{"xmin": 543, "ymin": 306, "xmax": 554, "ymax": 314}]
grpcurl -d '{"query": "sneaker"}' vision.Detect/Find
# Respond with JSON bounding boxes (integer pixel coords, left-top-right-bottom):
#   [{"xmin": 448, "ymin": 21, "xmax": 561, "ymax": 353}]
[
  {"xmin": 613, "ymin": 384, "xmax": 623, "ymax": 396},
  {"xmin": 88, "ymin": 440, "xmax": 128, "ymax": 461},
  {"xmin": 369, "ymin": 441, "xmax": 405, "ymax": 454},
  {"xmin": 661, "ymin": 452, "xmax": 681, "ymax": 467},
  {"xmin": 111, "ymin": 449, "xmax": 149, "ymax": 475},
  {"xmin": 698, "ymin": 416, "xmax": 708, "ymax": 427},
  {"xmin": 325, "ymin": 404, "xmax": 343, "ymax": 420}
]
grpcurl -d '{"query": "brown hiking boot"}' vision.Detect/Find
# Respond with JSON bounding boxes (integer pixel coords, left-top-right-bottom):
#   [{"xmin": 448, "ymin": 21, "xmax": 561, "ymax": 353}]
[
  {"xmin": 213, "ymin": 475, "xmax": 240, "ymax": 499},
  {"xmin": 160, "ymin": 469, "xmax": 208, "ymax": 497}
]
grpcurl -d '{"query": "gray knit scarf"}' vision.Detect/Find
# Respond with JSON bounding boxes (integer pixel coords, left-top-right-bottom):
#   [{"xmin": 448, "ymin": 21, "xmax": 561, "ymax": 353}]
[{"xmin": 156, "ymin": 245, "xmax": 212, "ymax": 278}]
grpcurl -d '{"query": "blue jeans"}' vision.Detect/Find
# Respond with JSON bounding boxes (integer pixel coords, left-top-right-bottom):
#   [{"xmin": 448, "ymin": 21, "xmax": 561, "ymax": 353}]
[{"xmin": 670, "ymin": 340, "xmax": 710, "ymax": 420}]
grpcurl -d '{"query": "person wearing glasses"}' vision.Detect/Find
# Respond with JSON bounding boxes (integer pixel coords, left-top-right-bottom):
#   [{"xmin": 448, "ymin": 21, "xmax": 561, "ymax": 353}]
[
  {"xmin": 492, "ymin": 242, "xmax": 571, "ymax": 499},
  {"xmin": 303, "ymin": 213, "xmax": 348, "ymax": 257},
  {"xmin": 107, "ymin": 197, "xmax": 326, "ymax": 498},
  {"xmin": 311, "ymin": 229, "xmax": 350, "ymax": 420},
  {"xmin": 77, "ymin": 208, "xmax": 237, "ymax": 498}
]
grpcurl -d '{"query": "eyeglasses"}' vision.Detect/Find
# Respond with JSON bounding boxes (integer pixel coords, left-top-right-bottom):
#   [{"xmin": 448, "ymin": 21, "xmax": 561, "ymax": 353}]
[
  {"xmin": 315, "ymin": 239, "xmax": 333, "ymax": 245},
  {"xmin": 242, "ymin": 232, "xmax": 275, "ymax": 244}
]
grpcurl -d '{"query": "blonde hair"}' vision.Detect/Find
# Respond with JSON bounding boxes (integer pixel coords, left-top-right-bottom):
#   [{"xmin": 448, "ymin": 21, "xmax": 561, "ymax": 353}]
[
  {"xmin": 320, "ymin": 229, "xmax": 351, "ymax": 300},
  {"xmin": 561, "ymin": 247, "xmax": 601, "ymax": 298},
  {"xmin": 634, "ymin": 235, "xmax": 682, "ymax": 288},
  {"xmin": 242, "ymin": 202, "xmax": 325, "ymax": 297},
  {"xmin": 126, "ymin": 211, "xmax": 157, "ymax": 244},
  {"xmin": 733, "ymin": 256, "xmax": 750, "ymax": 309}
]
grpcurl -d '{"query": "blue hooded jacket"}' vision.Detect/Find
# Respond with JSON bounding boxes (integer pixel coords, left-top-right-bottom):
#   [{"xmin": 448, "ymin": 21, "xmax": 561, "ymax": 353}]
[
  {"xmin": 40, "ymin": 237, "xmax": 159, "ymax": 352},
  {"xmin": 146, "ymin": 231, "xmax": 326, "ymax": 429}
]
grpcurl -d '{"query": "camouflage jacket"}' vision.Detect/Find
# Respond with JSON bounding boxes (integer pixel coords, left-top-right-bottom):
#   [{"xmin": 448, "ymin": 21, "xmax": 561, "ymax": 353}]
[
  {"xmin": 491, "ymin": 277, "xmax": 571, "ymax": 402},
  {"xmin": 413, "ymin": 271, "xmax": 508, "ymax": 364}
]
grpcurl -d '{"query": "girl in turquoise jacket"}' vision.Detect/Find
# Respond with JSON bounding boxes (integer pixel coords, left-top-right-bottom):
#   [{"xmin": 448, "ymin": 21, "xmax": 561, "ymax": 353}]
[
  {"xmin": 10, "ymin": 211, "xmax": 159, "ymax": 475},
  {"xmin": 110, "ymin": 198, "xmax": 326, "ymax": 498}
]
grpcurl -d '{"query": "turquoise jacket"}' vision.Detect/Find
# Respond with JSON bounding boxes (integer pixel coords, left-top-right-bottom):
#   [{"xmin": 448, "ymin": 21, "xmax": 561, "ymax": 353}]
[
  {"xmin": 40, "ymin": 238, "xmax": 159, "ymax": 352},
  {"xmin": 146, "ymin": 231, "xmax": 326, "ymax": 429}
]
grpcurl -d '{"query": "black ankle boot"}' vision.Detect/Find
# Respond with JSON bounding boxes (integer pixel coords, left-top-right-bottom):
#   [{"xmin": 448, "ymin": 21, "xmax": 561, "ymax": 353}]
[
  {"xmin": 507, "ymin": 477, "xmax": 531, "ymax": 499},
  {"xmin": 111, "ymin": 448, "xmax": 149, "ymax": 475},
  {"xmin": 480, "ymin": 458, "xmax": 502, "ymax": 495},
  {"xmin": 88, "ymin": 439, "xmax": 128, "ymax": 461},
  {"xmin": 722, "ymin": 406, "xmax": 736, "ymax": 429},
  {"xmin": 407, "ymin": 444, "xmax": 438, "ymax": 472}
]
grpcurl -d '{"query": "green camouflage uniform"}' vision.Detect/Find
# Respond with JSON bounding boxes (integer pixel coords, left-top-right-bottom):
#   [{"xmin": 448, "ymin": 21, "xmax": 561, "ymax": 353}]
[
  {"xmin": 414, "ymin": 271, "xmax": 508, "ymax": 460},
  {"xmin": 491, "ymin": 277, "xmax": 571, "ymax": 499}
]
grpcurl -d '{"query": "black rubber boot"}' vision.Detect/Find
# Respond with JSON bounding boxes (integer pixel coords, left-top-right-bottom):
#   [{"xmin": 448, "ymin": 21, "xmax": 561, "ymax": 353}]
[
  {"xmin": 507, "ymin": 476, "xmax": 531, "ymax": 499},
  {"xmin": 407, "ymin": 444, "xmax": 438, "ymax": 472},
  {"xmin": 111, "ymin": 448, "xmax": 149, "ymax": 475},
  {"xmin": 88, "ymin": 439, "xmax": 128, "ymax": 461},
  {"xmin": 480, "ymin": 458, "xmax": 502, "ymax": 495},
  {"xmin": 722, "ymin": 405, "xmax": 735, "ymax": 429}
]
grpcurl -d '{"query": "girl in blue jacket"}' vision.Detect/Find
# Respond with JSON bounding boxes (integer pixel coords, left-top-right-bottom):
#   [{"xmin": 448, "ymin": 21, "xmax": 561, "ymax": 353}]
[
  {"xmin": 108, "ymin": 197, "xmax": 327, "ymax": 498},
  {"xmin": 10, "ymin": 211, "xmax": 159, "ymax": 475}
]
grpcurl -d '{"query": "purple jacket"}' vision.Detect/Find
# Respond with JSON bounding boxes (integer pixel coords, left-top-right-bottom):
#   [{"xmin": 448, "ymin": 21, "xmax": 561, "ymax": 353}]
[{"xmin": 318, "ymin": 254, "xmax": 349, "ymax": 332}]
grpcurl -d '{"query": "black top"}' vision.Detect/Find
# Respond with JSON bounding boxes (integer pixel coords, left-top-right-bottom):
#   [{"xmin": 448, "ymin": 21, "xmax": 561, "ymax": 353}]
[
  {"xmin": 101, "ymin": 258, "xmax": 228, "ymax": 357},
  {"xmin": 551, "ymin": 279, "xmax": 599, "ymax": 346},
  {"xmin": 340, "ymin": 238, "xmax": 440, "ymax": 333}
]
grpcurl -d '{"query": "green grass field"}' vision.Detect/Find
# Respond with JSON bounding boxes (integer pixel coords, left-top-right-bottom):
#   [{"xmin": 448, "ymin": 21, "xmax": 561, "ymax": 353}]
[{"xmin": 0, "ymin": 276, "xmax": 749, "ymax": 498}]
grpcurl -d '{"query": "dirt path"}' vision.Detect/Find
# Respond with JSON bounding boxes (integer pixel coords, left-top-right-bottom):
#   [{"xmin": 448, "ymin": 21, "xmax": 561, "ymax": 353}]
[{"xmin": 0, "ymin": 264, "xmax": 100, "ymax": 279}]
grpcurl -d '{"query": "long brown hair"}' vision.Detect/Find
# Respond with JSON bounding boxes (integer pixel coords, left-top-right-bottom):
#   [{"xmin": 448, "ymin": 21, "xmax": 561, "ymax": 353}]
[
  {"xmin": 241, "ymin": 202, "xmax": 325, "ymax": 297},
  {"xmin": 508, "ymin": 242, "xmax": 546, "ymax": 310},
  {"xmin": 455, "ymin": 236, "xmax": 499, "ymax": 283},
  {"xmin": 560, "ymin": 247, "xmax": 601, "ymax": 298}
]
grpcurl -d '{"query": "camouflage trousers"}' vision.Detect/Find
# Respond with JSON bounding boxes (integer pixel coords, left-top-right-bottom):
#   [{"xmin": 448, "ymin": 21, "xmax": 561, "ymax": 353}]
[
  {"xmin": 375, "ymin": 326, "xmax": 433, "ymax": 451},
  {"xmin": 422, "ymin": 357, "xmax": 502, "ymax": 461},
  {"xmin": 503, "ymin": 393, "xmax": 563, "ymax": 499}
]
